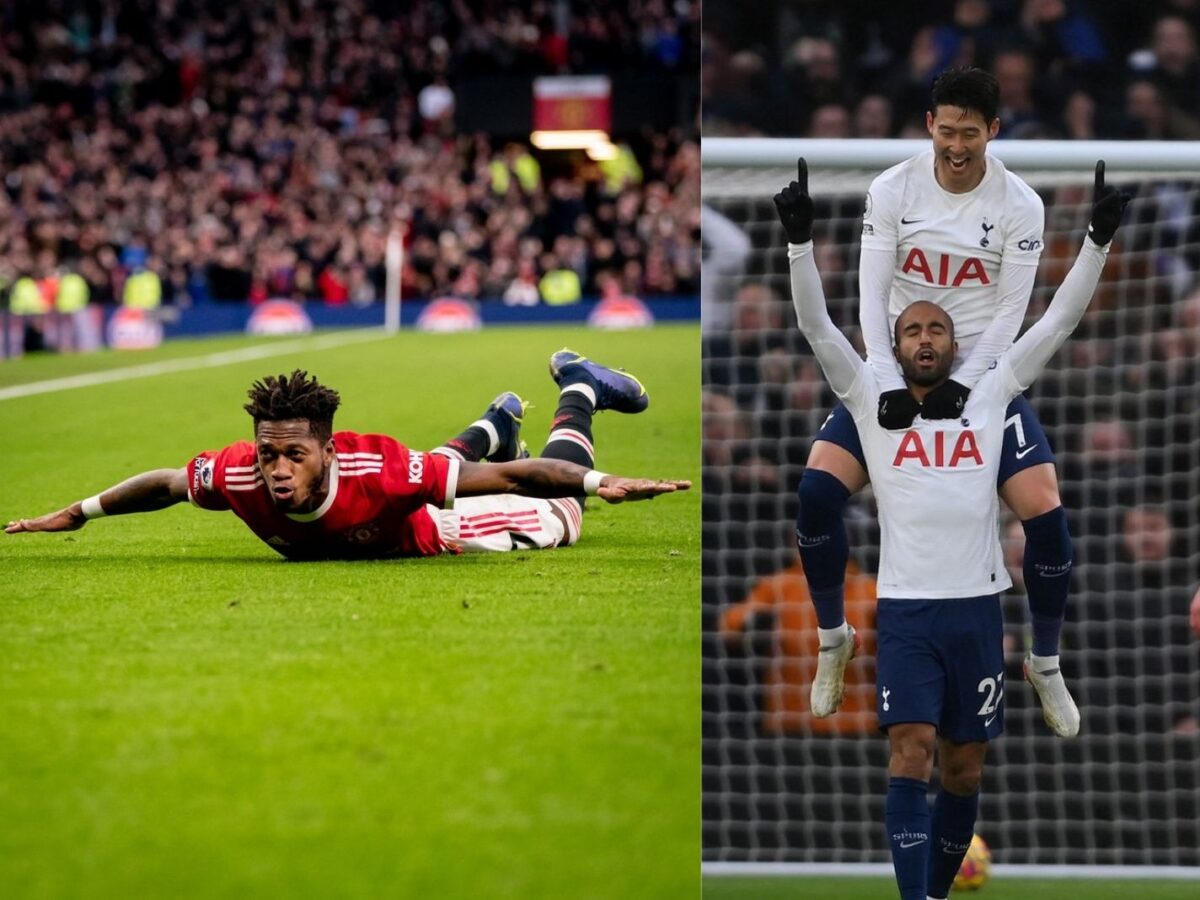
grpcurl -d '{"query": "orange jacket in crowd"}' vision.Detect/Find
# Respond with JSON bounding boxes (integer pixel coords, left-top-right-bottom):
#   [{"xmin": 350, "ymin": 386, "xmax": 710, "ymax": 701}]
[{"xmin": 719, "ymin": 559, "xmax": 878, "ymax": 736}]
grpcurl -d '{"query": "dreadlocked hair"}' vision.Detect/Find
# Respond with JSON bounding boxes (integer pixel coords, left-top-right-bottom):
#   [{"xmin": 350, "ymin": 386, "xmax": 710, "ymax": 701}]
[{"xmin": 243, "ymin": 370, "xmax": 341, "ymax": 443}]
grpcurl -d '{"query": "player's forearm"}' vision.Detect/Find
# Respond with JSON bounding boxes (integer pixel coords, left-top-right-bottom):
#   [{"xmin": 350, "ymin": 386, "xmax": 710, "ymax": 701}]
[
  {"xmin": 788, "ymin": 242, "xmax": 865, "ymax": 397},
  {"xmin": 858, "ymin": 245, "xmax": 905, "ymax": 390},
  {"xmin": 83, "ymin": 469, "xmax": 189, "ymax": 517},
  {"xmin": 1008, "ymin": 240, "xmax": 1109, "ymax": 388},
  {"xmin": 954, "ymin": 260, "xmax": 1038, "ymax": 387},
  {"xmin": 477, "ymin": 458, "xmax": 596, "ymax": 498}
]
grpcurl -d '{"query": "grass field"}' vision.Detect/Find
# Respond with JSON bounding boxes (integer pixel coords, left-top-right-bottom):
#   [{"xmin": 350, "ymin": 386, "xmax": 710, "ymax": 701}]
[
  {"xmin": 0, "ymin": 324, "xmax": 699, "ymax": 899},
  {"xmin": 702, "ymin": 876, "xmax": 1200, "ymax": 899}
]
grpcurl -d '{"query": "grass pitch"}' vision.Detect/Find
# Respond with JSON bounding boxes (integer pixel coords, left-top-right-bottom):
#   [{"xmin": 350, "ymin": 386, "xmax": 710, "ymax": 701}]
[
  {"xmin": 702, "ymin": 876, "xmax": 1200, "ymax": 898},
  {"xmin": 0, "ymin": 324, "xmax": 699, "ymax": 899}
]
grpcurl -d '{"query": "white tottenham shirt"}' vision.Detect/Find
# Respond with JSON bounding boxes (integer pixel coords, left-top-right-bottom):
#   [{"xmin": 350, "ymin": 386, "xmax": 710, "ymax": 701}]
[
  {"xmin": 860, "ymin": 150, "xmax": 1045, "ymax": 392},
  {"xmin": 790, "ymin": 238, "xmax": 1108, "ymax": 599}
]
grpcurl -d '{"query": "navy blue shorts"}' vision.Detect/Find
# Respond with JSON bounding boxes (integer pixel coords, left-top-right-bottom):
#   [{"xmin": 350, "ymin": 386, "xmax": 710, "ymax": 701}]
[
  {"xmin": 815, "ymin": 394, "xmax": 1054, "ymax": 486},
  {"xmin": 875, "ymin": 595, "xmax": 1006, "ymax": 743}
]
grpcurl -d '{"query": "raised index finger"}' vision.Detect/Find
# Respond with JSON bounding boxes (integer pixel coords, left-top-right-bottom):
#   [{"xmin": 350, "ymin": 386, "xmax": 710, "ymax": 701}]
[
  {"xmin": 1094, "ymin": 160, "xmax": 1105, "ymax": 197},
  {"xmin": 797, "ymin": 157, "xmax": 808, "ymax": 194}
]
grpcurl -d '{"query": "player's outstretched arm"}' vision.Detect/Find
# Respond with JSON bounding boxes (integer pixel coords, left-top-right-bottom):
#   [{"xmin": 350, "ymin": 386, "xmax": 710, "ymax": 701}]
[
  {"xmin": 775, "ymin": 159, "xmax": 867, "ymax": 400},
  {"xmin": 454, "ymin": 459, "xmax": 690, "ymax": 505},
  {"xmin": 5, "ymin": 467, "xmax": 190, "ymax": 534},
  {"xmin": 1006, "ymin": 162, "xmax": 1131, "ymax": 390}
]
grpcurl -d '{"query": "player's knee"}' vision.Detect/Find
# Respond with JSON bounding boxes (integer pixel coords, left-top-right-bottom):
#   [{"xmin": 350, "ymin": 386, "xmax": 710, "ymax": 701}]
[
  {"xmin": 796, "ymin": 468, "xmax": 851, "ymax": 523},
  {"xmin": 1001, "ymin": 463, "xmax": 1062, "ymax": 520},
  {"xmin": 888, "ymin": 726, "xmax": 935, "ymax": 779},
  {"xmin": 940, "ymin": 756, "xmax": 983, "ymax": 795}
]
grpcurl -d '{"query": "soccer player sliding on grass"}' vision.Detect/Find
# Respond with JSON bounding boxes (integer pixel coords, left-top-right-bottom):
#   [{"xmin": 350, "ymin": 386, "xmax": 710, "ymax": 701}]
[
  {"xmin": 776, "ymin": 160, "xmax": 1128, "ymax": 900},
  {"xmin": 6, "ymin": 350, "xmax": 689, "ymax": 559}
]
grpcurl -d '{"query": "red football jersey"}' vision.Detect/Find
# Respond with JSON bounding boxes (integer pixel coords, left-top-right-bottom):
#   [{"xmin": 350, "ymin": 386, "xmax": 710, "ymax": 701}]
[{"xmin": 186, "ymin": 431, "xmax": 458, "ymax": 559}]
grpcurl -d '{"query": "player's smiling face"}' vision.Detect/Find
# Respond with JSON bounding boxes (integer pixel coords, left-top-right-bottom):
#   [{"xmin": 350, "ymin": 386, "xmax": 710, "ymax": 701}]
[
  {"xmin": 894, "ymin": 302, "xmax": 957, "ymax": 388},
  {"xmin": 927, "ymin": 105, "xmax": 999, "ymax": 193},
  {"xmin": 254, "ymin": 419, "xmax": 334, "ymax": 512}
]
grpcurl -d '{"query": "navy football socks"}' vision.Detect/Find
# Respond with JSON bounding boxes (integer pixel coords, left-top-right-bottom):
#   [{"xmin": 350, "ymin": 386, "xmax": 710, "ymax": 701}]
[
  {"xmin": 795, "ymin": 468, "xmax": 852, "ymax": 630},
  {"xmin": 926, "ymin": 788, "xmax": 980, "ymax": 899},
  {"xmin": 886, "ymin": 777, "xmax": 932, "ymax": 900},
  {"xmin": 1022, "ymin": 506, "xmax": 1072, "ymax": 657}
]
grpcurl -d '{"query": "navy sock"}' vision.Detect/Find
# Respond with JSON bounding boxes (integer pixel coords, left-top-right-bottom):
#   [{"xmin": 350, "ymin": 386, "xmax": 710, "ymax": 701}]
[
  {"xmin": 886, "ymin": 777, "xmax": 931, "ymax": 900},
  {"xmin": 795, "ymin": 468, "xmax": 851, "ymax": 630},
  {"xmin": 926, "ymin": 788, "xmax": 980, "ymax": 899},
  {"xmin": 1022, "ymin": 506, "xmax": 1072, "ymax": 656}
]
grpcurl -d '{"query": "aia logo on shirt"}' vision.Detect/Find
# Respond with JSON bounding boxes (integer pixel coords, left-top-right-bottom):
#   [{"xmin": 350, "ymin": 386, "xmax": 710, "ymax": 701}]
[
  {"xmin": 892, "ymin": 430, "xmax": 984, "ymax": 468},
  {"xmin": 901, "ymin": 249, "xmax": 991, "ymax": 287}
]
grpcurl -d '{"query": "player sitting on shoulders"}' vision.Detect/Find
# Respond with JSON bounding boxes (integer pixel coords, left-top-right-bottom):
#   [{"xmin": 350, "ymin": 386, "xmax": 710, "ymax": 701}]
[
  {"xmin": 776, "ymin": 156, "xmax": 1128, "ymax": 900},
  {"xmin": 6, "ymin": 350, "xmax": 689, "ymax": 560}
]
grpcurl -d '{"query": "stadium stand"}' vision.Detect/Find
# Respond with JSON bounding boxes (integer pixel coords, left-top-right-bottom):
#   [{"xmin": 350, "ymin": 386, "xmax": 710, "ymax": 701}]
[{"xmin": 0, "ymin": 1, "xmax": 699, "ymax": 317}]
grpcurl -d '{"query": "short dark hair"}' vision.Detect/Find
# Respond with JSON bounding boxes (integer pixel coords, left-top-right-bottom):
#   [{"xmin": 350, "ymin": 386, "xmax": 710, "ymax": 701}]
[
  {"xmin": 244, "ymin": 370, "xmax": 341, "ymax": 443},
  {"xmin": 930, "ymin": 67, "xmax": 999, "ymax": 124}
]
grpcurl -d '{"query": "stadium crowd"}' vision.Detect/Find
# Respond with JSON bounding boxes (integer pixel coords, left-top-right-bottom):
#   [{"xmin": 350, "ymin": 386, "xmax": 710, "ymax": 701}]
[
  {"xmin": 703, "ymin": 0, "xmax": 1200, "ymax": 140},
  {"xmin": 0, "ymin": 1, "xmax": 699, "ymax": 308}
]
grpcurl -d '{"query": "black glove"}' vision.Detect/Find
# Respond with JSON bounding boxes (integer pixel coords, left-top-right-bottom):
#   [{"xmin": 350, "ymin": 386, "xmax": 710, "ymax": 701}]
[
  {"xmin": 877, "ymin": 389, "xmax": 921, "ymax": 430},
  {"xmin": 772, "ymin": 157, "xmax": 814, "ymax": 244},
  {"xmin": 921, "ymin": 379, "xmax": 971, "ymax": 419},
  {"xmin": 1088, "ymin": 160, "xmax": 1132, "ymax": 247}
]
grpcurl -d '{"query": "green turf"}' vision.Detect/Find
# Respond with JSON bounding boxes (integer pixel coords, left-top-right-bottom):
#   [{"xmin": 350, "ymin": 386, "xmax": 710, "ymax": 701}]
[
  {"xmin": 1, "ymin": 325, "xmax": 700, "ymax": 899},
  {"xmin": 703, "ymin": 876, "xmax": 1200, "ymax": 899}
]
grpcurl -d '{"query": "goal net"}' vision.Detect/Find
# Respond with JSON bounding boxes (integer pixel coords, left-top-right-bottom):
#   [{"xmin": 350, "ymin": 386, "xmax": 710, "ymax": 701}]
[{"xmin": 702, "ymin": 139, "xmax": 1200, "ymax": 870}]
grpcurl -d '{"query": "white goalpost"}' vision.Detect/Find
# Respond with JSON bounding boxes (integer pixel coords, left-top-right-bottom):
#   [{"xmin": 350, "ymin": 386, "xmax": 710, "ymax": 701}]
[{"xmin": 701, "ymin": 138, "xmax": 1200, "ymax": 881}]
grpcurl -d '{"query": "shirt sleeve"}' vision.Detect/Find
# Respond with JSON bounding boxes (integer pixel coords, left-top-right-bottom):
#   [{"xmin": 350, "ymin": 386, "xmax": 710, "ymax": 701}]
[
  {"xmin": 788, "ymin": 241, "xmax": 869, "ymax": 414},
  {"xmin": 954, "ymin": 187, "xmax": 1045, "ymax": 388},
  {"xmin": 1003, "ymin": 239, "xmax": 1109, "ymax": 395},
  {"xmin": 186, "ymin": 450, "xmax": 233, "ymax": 511},
  {"xmin": 858, "ymin": 172, "xmax": 906, "ymax": 392},
  {"xmin": 385, "ymin": 444, "xmax": 459, "ymax": 510}
]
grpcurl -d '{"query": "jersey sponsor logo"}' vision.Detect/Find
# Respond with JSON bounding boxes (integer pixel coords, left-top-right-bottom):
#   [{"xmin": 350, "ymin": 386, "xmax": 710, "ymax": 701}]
[
  {"xmin": 1018, "ymin": 238, "xmax": 1043, "ymax": 251},
  {"xmin": 408, "ymin": 451, "xmax": 425, "ymax": 484},
  {"xmin": 900, "ymin": 249, "xmax": 991, "ymax": 287},
  {"xmin": 980, "ymin": 218, "xmax": 995, "ymax": 248},
  {"xmin": 892, "ymin": 429, "xmax": 984, "ymax": 468}
]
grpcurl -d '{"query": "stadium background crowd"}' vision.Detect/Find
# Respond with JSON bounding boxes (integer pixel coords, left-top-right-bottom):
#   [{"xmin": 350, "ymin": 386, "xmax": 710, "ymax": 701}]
[
  {"xmin": 702, "ymin": 0, "xmax": 1200, "ymax": 864},
  {"xmin": 704, "ymin": 0, "xmax": 1200, "ymax": 140},
  {"xmin": 0, "ymin": 0, "xmax": 699, "ymax": 313}
]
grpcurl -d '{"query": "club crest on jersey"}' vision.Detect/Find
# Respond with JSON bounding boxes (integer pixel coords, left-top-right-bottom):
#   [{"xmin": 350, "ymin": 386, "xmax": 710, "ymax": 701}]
[
  {"xmin": 980, "ymin": 218, "xmax": 995, "ymax": 248},
  {"xmin": 901, "ymin": 249, "xmax": 990, "ymax": 287},
  {"xmin": 892, "ymin": 429, "xmax": 983, "ymax": 468}
]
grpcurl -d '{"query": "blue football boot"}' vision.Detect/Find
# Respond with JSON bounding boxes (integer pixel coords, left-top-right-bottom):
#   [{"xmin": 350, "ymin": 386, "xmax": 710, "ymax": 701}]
[
  {"xmin": 548, "ymin": 349, "xmax": 649, "ymax": 413},
  {"xmin": 484, "ymin": 391, "xmax": 530, "ymax": 462}
]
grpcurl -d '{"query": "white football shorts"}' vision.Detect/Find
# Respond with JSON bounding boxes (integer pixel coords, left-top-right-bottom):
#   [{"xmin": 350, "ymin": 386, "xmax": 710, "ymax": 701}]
[{"xmin": 428, "ymin": 495, "xmax": 582, "ymax": 553}]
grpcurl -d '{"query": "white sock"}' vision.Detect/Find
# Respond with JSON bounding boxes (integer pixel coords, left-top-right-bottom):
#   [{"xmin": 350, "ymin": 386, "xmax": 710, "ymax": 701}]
[
  {"xmin": 1031, "ymin": 653, "xmax": 1060, "ymax": 674},
  {"xmin": 817, "ymin": 622, "xmax": 850, "ymax": 649}
]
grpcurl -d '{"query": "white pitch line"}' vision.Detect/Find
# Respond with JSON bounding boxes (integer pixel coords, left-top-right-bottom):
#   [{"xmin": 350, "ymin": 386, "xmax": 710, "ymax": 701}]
[{"xmin": 0, "ymin": 328, "xmax": 391, "ymax": 402}]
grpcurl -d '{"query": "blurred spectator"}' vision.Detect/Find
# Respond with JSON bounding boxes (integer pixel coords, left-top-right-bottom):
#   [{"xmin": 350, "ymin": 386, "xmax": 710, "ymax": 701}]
[
  {"xmin": 853, "ymin": 94, "xmax": 895, "ymax": 138},
  {"xmin": 994, "ymin": 46, "xmax": 1050, "ymax": 137},
  {"xmin": 0, "ymin": 3, "xmax": 698, "ymax": 308},
  {"xmin": 700, "ymin": 204, "xmax": 751, "ymax": 334},
  {"xmin": 809, "ymin": 103, "xmax": 852, "ymax": 138},
  {"xmin": 719, "ymin": 557, "xmax": 878, "ymax": 735}
]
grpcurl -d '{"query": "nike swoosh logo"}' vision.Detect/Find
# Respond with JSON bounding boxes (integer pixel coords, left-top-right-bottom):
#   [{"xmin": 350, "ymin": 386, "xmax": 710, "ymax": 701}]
[
  {"xmin": 984, "ymin": 715, "xmax": 997, "ymax": 727},
  {"xmin": 1015, "ymin": 444, "xmax": 1040, "ymax": 459},
  {"xmin": 899, "ymin": 840, "xmax": 926, "ymax": 848},
  {"xmin": 900, "ymin": 217, "xmax": 924, "ymax": 224}
]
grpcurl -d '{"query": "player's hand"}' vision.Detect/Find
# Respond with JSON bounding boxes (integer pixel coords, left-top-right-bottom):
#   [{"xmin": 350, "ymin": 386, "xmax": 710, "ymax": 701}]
[
  {"xmin": 920, "ymin": 379, "xmax": 971, "ymax": 419},
  {"xmin": 772, "ymin": 158, "xmax": 814, "ymax": 244},
  {"xmin": 877, "ymin": 389, "xmax": 921, "ymax": 430},
  {"xmin": 4, "ymin": 504, "xmax": 87, "ymax": 534},
  {"xmin": 597, "ymin": 478, "xmax": 691, "ymax": 504},
  {"xmin": 1088, "ymin": 160, "xmax": 1132, "ymax": 246}
]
